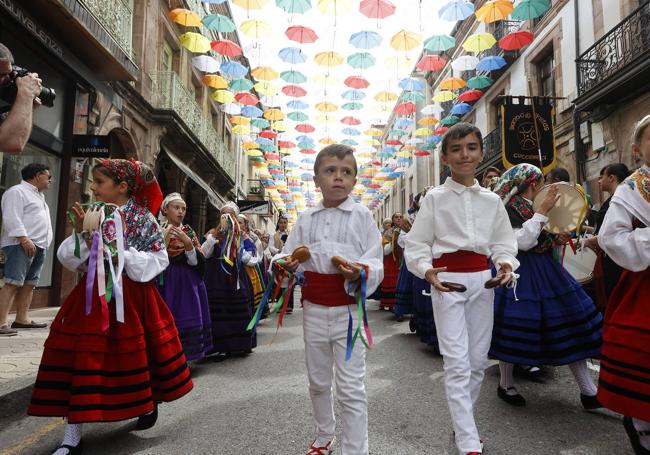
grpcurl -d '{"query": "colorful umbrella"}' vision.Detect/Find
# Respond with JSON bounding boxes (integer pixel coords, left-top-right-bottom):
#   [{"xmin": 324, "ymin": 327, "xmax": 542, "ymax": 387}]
[
  {"xmin": 202, "ymin": 74, "xmax": 228, "ymax": 89},
  {"xmin": 314, "ymin": 51, "xmax": 344, "ymax": 67},
  {"xmin": 401, "ymin": 91, "xmax": 425, "ymax": 102},
  {"xmin": 440, "ymin": 115, "xmax": 460, "ymax": 126},
  {"xmin": 458, "ymin": 89, "xmax": 483, "ymax": 102},
  {"xmin": 192, "ymin": 55, "xmax": 220, "ymax": 73},
  {"xmin": 264, "ymin": 108, "xmax": 284, "ymax": 121},
  {"xmin": 451, "ymin": 55, "xmax": 480, "ymax": 72},
  {"xmin": 221, "ymin": 103, "xmax": 241, "ymax": 115},
  {"xmin": 347, "ymin": 52, "xmax": 376, "ymax": 69},
  {"xmin": 399, "ymin": 78, "xmax": 425, "ymax": 91},
  {"xmin": 359, "ymin": 0, "xmax": 396, "ymax": 19},
  {"xmin": 251, "ymin": 66, "xmax": 279, "ymax": 81},
  {"xmin": 316, "ymin": 0, "xmax": 355, "ymax": 15},
  {"xmin": 424, "ymin": 34, "xmax": 456, "ymax": 52},
  {"xmin": 276, "ymin": 0, "xmax": 313, "ymax": 14},
  {"xmin": 288, "ymin": 100, "xmax": 309, "ymax": 109},
  {"xmin": 467, "ymin": 75, "xmax": 493, "ymax": 90},
  {"xmin": 349, "ymin": 30, "xmax": 383, "ymax": 49},
  {"xmin": 233, "ymin": 125, "xmax": 251, "ymax": 135},
  {"xmin": 212, "ymin": 90, "xmax": 235, "ymax": 104},
  {"xmin": 316, "ymin": 101, "xmax": 338, "ymax": 112},
  {"xmin": 241, "ymin": 106, "xmax": 263, "ymax": 118},
  {"xmin": 390, "ymin": 30, "xmax": 422, "ymax": 52},
  {"xmin": 440, "ymin": 77, "xmax": 467, "ymax": 91},
  {"xmin": 418, "ymin": 116, "xmax": 439, "ymax": 126},
  {"xmin": 416, "ymin": 55, "xmax": 447, "ymax": 72},
  {"xmin": 281, "ymin": 70, "xmax": 308, "ymax": 84},
  {"xmin": 421, "ymin": 104, "xmax": 443, "ymax": 116},
  {"xmin": 342, "ymin": 127, "xmax": 361, "ymax": 136},
  {"xmin": 463, "ymin": 32, "xmax": 496, "ymax": 53},
  {"xmin": 499, "ymin": 31, "xmax": 535, "ymax": 51},
  {"xmin": 414, "ymin": 127, "xmax": 432, "ymax": 136},
  {"xmin": 288, "ymin": 111, "xmax": 309, "ymax": 121},
  {"xmin": 240, "ymin": 19, "xmax": 272, "ymax": 39},
  {"xmin": 341, "ymin": 116, "xmax": 361, "ymax": 125},
  {"xmin": 285, "ymin": 25, "xmax": 319, "ymax": 43},
  {"xmin": 511, "ymin": 0, "xmax": 550, "ymax": 20},
  {"xmin": 254, "ymin": 81, "xmax": 279, "ymax": 95},
  {"xmin": 394, "ymin": 102, "xmax": 416, "ymax": 116},
  {"xmin": 475, "ymin": 0, "xmax": 514, "ymax": 23},
  {"xmin": 282, "ymin": 85, "xmax": 308, "ymax": 97},
  {"xmin": 229, "ymin": 78, "xmax": 254, "ymax": 91},
  {"xmin": 179, "ymin": 32, "xmax": 211, "ymax": 53},
  {"xmin": 450, "ymin": 103, "xmax": 472, "ymax": 115},
  {"xmin": 342, "ymin": 89, "xmax": 366, "ymax": 101},
  {"xmin": 432, "ymin": 90, "xmax": 457, "ymax": 102},
  {"xmin": 252, "ymin": 118, "xmax": 270, "ymax": 128},
  {"xmin": 232, "ymin": 0, "xmax": 270, "ymax": 11},
  {"xmin": 342, "ymin": 102, "xmax": 363, "ymax": 110},
  {"xmin": 211, "ymin": 40, "xmax": 243, "ymax": 57},
  {"xmin": 278, "ymin": 47, "xmax": 308, "ymax": 64},
  {"xmin": 438, "ymin": 0, "xmax": 475, "ymax": 21},
  {"xmin": 235, "ymin": 92, "xmax": 260, "ymax": 105},
  {"xmin": 374, "ymin": 91, "xmax": 398, "ymax": 102},
  {"xmin": 202, "ymin": 14, "xmax": 236, "ymax": 32},
  {"xmin": 221, "ymin": 61, "xmax": 248, "ymax": 78},
  {"xmin": 476, "ymin": 55, "xmax": 507, "ymax": 71},
  {"xmin": 169, "ymin": 9, "xmax": 201, "ymax": 27},
  {"xmin": 344, "ymin": 76, "xmax": 370, "ymax": 89}
]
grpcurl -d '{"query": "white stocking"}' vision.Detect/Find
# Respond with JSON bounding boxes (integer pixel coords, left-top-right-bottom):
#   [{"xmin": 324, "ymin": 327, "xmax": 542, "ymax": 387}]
[
  {"xmin": 499, "ymin": 361, "xmax": 517, "ymax": 394},
  {"xmin": 633, "ymin": 418, "xmax": 650, "ymax": 450},
  {"xmin": 568, "ymin": 360, "xmax": 597, "ymax": 396},
  {"xmin": 53, "ymin": 422, "xmax": 82, "ymax": 455}
]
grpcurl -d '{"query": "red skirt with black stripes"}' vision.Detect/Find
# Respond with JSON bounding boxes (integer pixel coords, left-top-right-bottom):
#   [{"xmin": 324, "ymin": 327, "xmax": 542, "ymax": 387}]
[
  {"xmin": 28, "ymin": 276, "xmax": 193, "ymax": 423},
  {"xmin": 380, "ymin": 254, "xmax": 399, "ymax": 309},
  {"xmin": 597, "ymin": 268, "xmax": 650, "ymax": 420}
]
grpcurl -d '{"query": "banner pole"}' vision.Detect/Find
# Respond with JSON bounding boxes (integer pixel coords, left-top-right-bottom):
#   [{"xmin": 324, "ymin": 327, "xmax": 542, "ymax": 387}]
[{"xmin": 527, "ymin": 79, "xmax": 544, "ymax": 171}]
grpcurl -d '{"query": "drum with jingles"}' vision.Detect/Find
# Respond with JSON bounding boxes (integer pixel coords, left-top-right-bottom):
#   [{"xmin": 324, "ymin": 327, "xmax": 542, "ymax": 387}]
[{"xmin": 532, "ymin": 183, "xmax": 588, "ymax": 234}]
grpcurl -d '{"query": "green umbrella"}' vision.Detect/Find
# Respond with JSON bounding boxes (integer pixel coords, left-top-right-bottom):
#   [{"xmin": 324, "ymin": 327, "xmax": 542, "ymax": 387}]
[
  {"xmin": 288, "ymin": 111, "xmax": 309, "ymax": 121},
  {"xmin": 202, "ymin": 14, "xmax": 236, "ymax": 32},
  {"xmin": 467, "ymin": 76, "xmax": 493, "ymax": 90},
  {"xmin": 420, "ymin": 142, "xmax": 437, "ymax": 151},
  {"xmin": 401, "ymin": 91, "xmax": 425, "ymax": 102},
  {"xmin": 276, "ymin": 0, "xmax": 312, "ymax": 14},
  {"xmin": 511, "ymin": 0, "xmax": 551, "ymax": 20},
  {"xmin": 281, "ymin": 70, "xmax": 308, "ymax": 84},
  {"xmin": 390, "ymin": 129, "xmax": 409, "ymax": 137},
  {"xmin": 229, "ymin": 79, "xmax": 254, "ymax": 91},
  {"xmin": 347, "ymin": 52, "xmax": 376, "ymax": 69},
  {"xmin": 342, "ymin": 102, "xmax": 363, "ymax": 110},
  {"xmin": 440, "ymin": 115, "xmax": 460, "ymax": 126},
  {"xmin": 424, "ymin": 34, "xmax": 456, "ymax": 52},
  {"xmin": 251, "ymin": 118, "xmax": 270, "ymax": 128}
]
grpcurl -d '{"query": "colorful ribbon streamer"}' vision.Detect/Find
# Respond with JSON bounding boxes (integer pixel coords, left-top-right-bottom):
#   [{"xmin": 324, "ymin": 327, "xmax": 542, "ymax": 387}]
[{"xmin": 345, "ymin": 265, "xmax": 373, "ymax": 361}]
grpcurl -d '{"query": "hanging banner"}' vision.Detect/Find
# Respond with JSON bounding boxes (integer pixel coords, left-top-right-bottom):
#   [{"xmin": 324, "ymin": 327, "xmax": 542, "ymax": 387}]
[{"xmin": 500, "ymin": 96, "xmax": 556, "ymax": 174}]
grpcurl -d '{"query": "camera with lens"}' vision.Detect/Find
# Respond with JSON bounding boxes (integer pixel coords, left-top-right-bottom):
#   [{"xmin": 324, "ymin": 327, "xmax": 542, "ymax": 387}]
[{"xmin": 0, "ymin": 65, "xmax": 56, "ymax": 107}]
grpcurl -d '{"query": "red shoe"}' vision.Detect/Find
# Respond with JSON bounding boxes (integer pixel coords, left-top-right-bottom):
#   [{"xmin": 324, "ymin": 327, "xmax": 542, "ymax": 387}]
[{"xmin": 306, "ymin": 439, "xmax": 333, "ymax": 455}]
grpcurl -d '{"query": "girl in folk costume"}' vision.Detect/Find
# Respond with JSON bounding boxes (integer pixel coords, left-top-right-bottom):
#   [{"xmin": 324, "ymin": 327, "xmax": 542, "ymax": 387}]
[
  {"xmin": 157, "ymin": 193, "xmax": 212, "ymax": 361},
  {"xmin": 202, "ymin": 202, "xmax": 257, "ymax": 355},
  {"xmin": 490, "ymin": 164, "xmax": 602, "ymax": 408},
  {"xmin": 238, "ymin": 215, "xmax": 266, "ymax": 319},
  {"xmin": 393, "ymin": 217, "xmax": 414, "ymax": 321},
  {"xmin": 597, "ymin": 115, "xmax": 650, "ymax": 455},
  {"xmin": 28, "ymin": 159, "xmax": 192, "ymax": 455},
  {"xmin": 379, "ymin": 212, "xmax": 403, "ymax": 310},
  {"xmin": 269, "ymin": 215, "xmax": 295, "ymax": 313}
]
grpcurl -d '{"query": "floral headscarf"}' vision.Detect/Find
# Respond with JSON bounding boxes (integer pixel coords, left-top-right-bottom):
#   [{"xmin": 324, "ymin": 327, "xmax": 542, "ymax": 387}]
[{"xmin": 97, "ymin": 159, "xmax": 163, "ymax": 215}]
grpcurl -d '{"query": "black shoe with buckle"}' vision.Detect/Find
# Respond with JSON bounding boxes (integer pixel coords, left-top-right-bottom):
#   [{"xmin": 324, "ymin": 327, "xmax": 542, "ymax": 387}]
[
  {"xmin": 51, "ymin": 439, "xmax": 83, "ymax": 454},
  {"xmin": 580, "ymin": 393, "xmax": 602, "ymax": 410},
  {"xmin": 135, "ymin": 405, "xmax": 158, "ymax": 430},
  {"xmin": 624, "ymin": 416, "xmax": 650, "ymax": 455},
  {"xmin": 497, "ymin": 385, "xmax": 526, "ymax": 406}
]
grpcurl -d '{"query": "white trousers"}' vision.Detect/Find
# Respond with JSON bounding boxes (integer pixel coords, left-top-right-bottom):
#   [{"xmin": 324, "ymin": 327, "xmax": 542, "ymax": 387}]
[
  {"xmin": 303, "ymin": 300, "xmax": 368, "ymax": 455},
  {"xmin": 431, "ymin": 270, "xmax": 494, "ymax": 454}
]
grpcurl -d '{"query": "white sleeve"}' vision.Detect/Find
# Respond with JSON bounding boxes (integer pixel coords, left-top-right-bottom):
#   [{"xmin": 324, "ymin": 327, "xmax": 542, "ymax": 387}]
[
  {"xmin": 383, "ymin": 242, "xmax": 392, "ymax": 255},
  {"xmin": 1, "ymin": 190, "xmax": 27, "ymax": 238},
  {"xmin": 268, "ymin": 243, "xmax": 280, "ymax": 255},
  {"xmin": 488, "ymin": 198, "xmax": 520, "ymax": 271},
  {"xmin": 123, "ymin": 248, "xmax": 169, "ymax": 282},
  {"xmin": 269, "ymin": 220, "xmax": 303, "ymax": 272},
  {"xmin": 57, "ymin": 233, "xmax": 91, "ymax": 272},
  {"xmin": 515, "ymin": 213, "xmax": 549, "ymax": 252},
  {"xmin": 201, "ymin": 234, "xmax": 218, "ymax": 259},
  {"xmin": 347, "ymin": 211, "xmax": 384, "ymax": 296},
  {"xmin": 185, "ymin": 247, "xmax": 198, "ymax": 266},
  {"xmin": 405, "ymin": 193, "xmax": 436, "ymax": 279},
  {"xmin": 598, "ymin": 200, "xmax": 650, "ymax": 272},
  {"xmin": 397, "ymin": 231, "xmax": 408, "ymax": 248}
]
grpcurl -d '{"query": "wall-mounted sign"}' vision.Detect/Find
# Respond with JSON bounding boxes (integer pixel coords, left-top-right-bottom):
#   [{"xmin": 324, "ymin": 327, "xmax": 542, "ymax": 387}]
[
  {"xmin": 238, "ymin": 200, "xmax": 271, "ymax": 216},
  {"xmin": 71, "ymin": 134, "xmax": 110, "ymax": 157}
]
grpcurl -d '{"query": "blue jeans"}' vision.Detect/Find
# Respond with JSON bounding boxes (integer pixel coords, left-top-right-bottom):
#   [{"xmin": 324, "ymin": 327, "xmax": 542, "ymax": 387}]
[{"xmin": 2, "ymin": 244, "xmax": 46, "ymax": 287}]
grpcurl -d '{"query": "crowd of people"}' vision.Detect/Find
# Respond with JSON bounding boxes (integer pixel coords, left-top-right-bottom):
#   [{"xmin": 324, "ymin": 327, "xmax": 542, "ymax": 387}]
[{"xmin": 1, "ymin": 113, "xmax": 646, "ymax": 455}]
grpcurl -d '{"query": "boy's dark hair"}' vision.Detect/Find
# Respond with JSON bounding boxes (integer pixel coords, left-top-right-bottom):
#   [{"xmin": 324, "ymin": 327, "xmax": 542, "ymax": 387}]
[
  {"xmin": 314, "ymin": 144, "xmax": 357, "ymax": 175},
  {"xmin": 0, "ymin": 43, "xmax": 14, "ymax": 63},
  {"xmin": 546, "ymin": 167, "xmax": 570, "ymax": 183},
  {"xmin": 482, "ymin": 166, "xmax": 501, "ymax": 181},
  {"xmin": 441, "ymin": 122, "xmax": 484, "ymax": 155},
  {"xmin": 604, "ymin": 163, "xmax": 630, "ymax": 183},
  {"xmin": 21, "ymin": 163, "xmax": 49, "ymax": 181},
  {"xmin": 275, "ymin": 215, "xmax": 288, "ymax": 232}
]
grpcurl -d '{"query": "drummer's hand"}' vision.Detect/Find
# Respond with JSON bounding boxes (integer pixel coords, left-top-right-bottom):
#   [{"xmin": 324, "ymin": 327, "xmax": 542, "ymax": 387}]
[
  {"xmin": 555, "ymin": 232, "xmax": 572, "ymax": 245},
  {"xmin": 336, "ymin": 262, "xmax": 361, "ymax": 282},
  {"xmin": 537, "ymin": 185, "xmax": 560, "ymax": 216},
  {"xmin": 278, "ymin": 257, "xmax": 300, "ymax": 272},
  {"xmin": 496, "ymin": 263, "xmax": 513, "ymax": 286},
  {"xmin": 425, "ymin": 267, "xmax": 451, "ymax": 292},
  {"xmin": 71, "ymin": 202, "xmax": 85, "ymax": 232},
  {"xmin": 582, "ymin": 235, "xmax": 600, "ymax": 253}
]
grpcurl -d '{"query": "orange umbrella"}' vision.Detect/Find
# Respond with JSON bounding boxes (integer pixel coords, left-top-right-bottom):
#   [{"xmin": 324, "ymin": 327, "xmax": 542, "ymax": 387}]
[
  {"xmin": 440, "ymin": 77, "xmax": 467, "ymax": 91},
  {"xmin": 475, "ymin": 0, "xmax": 514, "ymax": 23},
  {"xmin": 202, "ymin": 74, "xmax": 228, "ymax": 89},
  {"xmin": 168, "ymin": 9, "xmax": 201, "ymax": 27}
]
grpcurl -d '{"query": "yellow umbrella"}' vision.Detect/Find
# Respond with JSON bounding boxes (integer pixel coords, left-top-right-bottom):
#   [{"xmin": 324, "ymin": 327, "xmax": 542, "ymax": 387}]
[
  {"xmin": 279, "ymin": 148, "xmax": 293, "ymax": 154},
  {"xmin": 366, "ymin": 139, "xmax": 381, "ymax": 146},
  {"xmin": 384, "ymin": 56, "xmax": 412, "ymax": 71},
  {"xmin": 242, "ymin": 141, "xmax": 260, "ymax": 149},
  {"xmin": 264, "ymin": 108, "xmax": 284, "ymax": 121},
  {"xmin": 414, "ymin": 127, "xmax": 432, "ymax": 136},
  {"xmin": 396, "ymin": 151, "xmax": 412, "ymax": 158},
  {"xmin": 230, "ymin": 116, "xmax": 251, "ymax": 125},
  {"xmin": 240, "ymin": 19, "xmax": 272, "ymax": 39},
  {"xmin": 475, "ymin": 0, "xmax": 514, "ymax": 23},
  {"xmin": 232, "ymin": 125, "xmax": 251, "ymax": 135},
  {"xmin": 316, "ymin": 114, "xmax": 336, "ymax": 123},
  {"xmin": 390, "ymin": 29, "xmax": 422, "ymax": 52},
  {"xmin": 272, "ymin": 120, "xmax": 288, "ymax": 131},
  {"xmin": 169, "ymin": 9, "xmax": 202, "ymax": 27},
  {"xmin": 255, "ymin": 81, "xmax": 279, "ymax": 95},
  {"xmin": 401, "ymin": 145, "xmax": 416, "ymax": 151},
  {"xmin": 462, "ymin": 32, "xmax": 497, "ymax": 53},
  {"xmin": 372, "ymin": 103, "xmax": 392, "ymax": 113},
  {"xmin": 319, "ymin": 137, "xmax": 336, "ymax": 145},
  {"xmin": 212, "ymin": 89, "xmax": 235, "ymax": 103},
  {"xmin": 202, "ymin": 74, "xmax": 228, "ymax": 89},
  {"xmin": 312, "ymin": 73, "xmax": 340, "ymax": 86},
  {"xmin": 314, "ymin": 51, "xmax": 344, "ymax": 67},
  {"xmin": 316, "ymin": 0, "xmax": 354, "ymax": 15},
  {"xmin": 232, "ymin": 0, "xmax": 270, "ymax": 11},
  {"xmin": 315, "ymin": 101, "xmax": 338, "ymax": 112},
  {"xmin": 364, "ymin": 128, "xmax": 384, "ymax": 136},
  {"xmin": 440, "ymin": 77, "xmax": 467, "ymax": 91},
  {"xmin": 433, "ymin": 90, "xmax": 458, "ymax": 102},
  {"xmin": 418, "ymin": 116, "xmax": 439, "ymax": 126},
  {"xmin": 251, "ymin": 66, "xmax": 279, "ymax": 81},
  {"xmin": 374, "ymin": 91, "xmax": 398, "ymax": 102},
  {"xmin": 179, "ymin": 32, "xmax": 211, "ymax": 53},
  {"xmin": 246, "ymin": 149, "xmax": 263, "ymax": 157}
]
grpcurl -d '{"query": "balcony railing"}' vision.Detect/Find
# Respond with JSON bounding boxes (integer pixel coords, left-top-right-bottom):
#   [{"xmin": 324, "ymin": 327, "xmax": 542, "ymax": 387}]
[
  {"xmin": 577, "ymin": 1, "xmax": 650, "ymax": 97},
  {"xmin": 79, "ymin": 0, "xmax": 134, "ymax": 60},
  {"xmin": 152, "ymin": 71, "xmax": 236, "ymax": 180}
]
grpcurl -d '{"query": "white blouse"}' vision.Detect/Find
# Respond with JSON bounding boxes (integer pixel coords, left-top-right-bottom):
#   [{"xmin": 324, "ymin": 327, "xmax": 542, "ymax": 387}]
[
  {"xmin": 201, "ymin": 234, "xmax": 257, "ymax": 265},
  {"xmin": 514, "ymin": 213, "xmax": 550, "ymax": 251}
]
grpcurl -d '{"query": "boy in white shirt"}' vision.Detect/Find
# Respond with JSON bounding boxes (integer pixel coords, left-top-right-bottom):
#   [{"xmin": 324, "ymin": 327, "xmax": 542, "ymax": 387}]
[
  {"xmin": 276, "ymin": 144, "xmax": 383, "ymax": 455},
  {"xmin": 405, "ymin": 123, "xmax": 518, "ymax": 455}
]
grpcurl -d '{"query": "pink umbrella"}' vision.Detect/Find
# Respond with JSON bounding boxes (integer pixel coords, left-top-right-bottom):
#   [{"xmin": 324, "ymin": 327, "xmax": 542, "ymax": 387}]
[
  {"xmin": 282, "ymin": 85, "xmax": 308, "ymax": 97},
  {"xmin": 285, "ymin": 25, "xmax": 319, "ymax": 43},
  {"xmin": 344, "ymin": 76, "xmax": 370, "ymax": 89},
  {"xmin": 211, "ymin": 39, "xmax": 242, "ymax": 57},
  {"xmin": 359, "ymin": 0, "xmax": 396, "ymax": 19},
  {"xmin": 394, "ymin": 101, "xmax": 416, "ymax": 116},
  {"xmin": 341, "ymin": 116, "xmax": 362, "ymax": 125},
  {"xmin": 279, "ymin": 140, "xmax": 296, "ymax": 148},
  {"xmin": 235, "ymin": 92, "xmax": 259, "ymax": 105},
  {"xmin": 296, "ymin": 123, "xmax": 315, "ymax": 133},
  {"xmin": 416, "ymin": 55, "xmax": 447, "ymax": 72}
]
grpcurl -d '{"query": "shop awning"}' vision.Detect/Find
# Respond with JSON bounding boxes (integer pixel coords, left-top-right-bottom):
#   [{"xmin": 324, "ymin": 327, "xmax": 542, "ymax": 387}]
[{"xmin": 166, "ymin": 151, "xmax": 224, "ymax": 209}]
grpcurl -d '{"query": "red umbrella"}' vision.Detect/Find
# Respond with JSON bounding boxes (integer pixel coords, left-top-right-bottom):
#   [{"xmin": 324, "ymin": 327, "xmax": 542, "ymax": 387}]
[
  {"xmin": 499, "ymin": 31, "xmax": 534, "ymax": 51},
  {"xmin": 278, "ymin": 140, "xmax": 296, "ymax": 148},
  {"xmin": 235, "ymin": 92, "xmax": 259, "ymax": 105},
  {"xmin": 368, "ymin": 183, "xmax": 382, "ymax": 189},
  {"xmin": 370, "ymin": 160, "xmax": 382, "ymax": 166},
  {"xmin": 344, "ymin": 76, "xmax": 370, "ymax": 89},
  {"xmin": 296, "ymin": 123, "xmax": 315, "ymax": 133},
  {"xmin": 394, "ymin": 101, "xmax": 416, "ymax": 116},
  {"xmin": 434, "ymin": 126, "xmax": 449, "ymax": 135},
  {"xmin": 359, "ymin": 0, "xmax": 396, "ymax": 19},
  {"xmin": 211, "ymin": 39, "xmax": 242, "ymax": 57},
  {"xmin": 264, "ymin": 152, "xmax": 280, "ymax": 160},
  {"xmin": 414, "ymin": 150, "xmax": 431, "ymax": 156},
  {"xmin": 341, "ymin": 116, "xmax": 362, "ymax": 125},
  {"xmin": 385, "ymin": 139, "xmax": 403, "ymax": 146},
  {"xmin": 285, "ymin": 25, "xmax": 319, "ymax": 43},
  {"xmin": 282, "ymin": 84, "xmax": 307, "ymax": 97},
  {"xmin": 416, "ymin": 55, "xmax": 447, "ymax": 72},
  {"xmin": 259, "ymin": 130, "xmax": 277, "ymax": 139},
  {"xmin": 458, "ymin": 89, "xmax": 484, "ymax": 102},
  {"xmin": 300, "ymin": 149, "xmax": 317, "ymax": 154}
]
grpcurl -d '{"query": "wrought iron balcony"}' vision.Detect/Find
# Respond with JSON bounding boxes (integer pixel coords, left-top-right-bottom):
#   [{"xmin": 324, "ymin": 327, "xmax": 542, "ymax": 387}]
[
  {"xmin": 152, "ymin": 71, "xmax": 236, "ymax": 182},
  {"xmin": 477, "ymin": 127, "xmax": 503, "ymax": 175},
  {"xmin": 575, "ymin": 1, "xmax": 650, "ymax": 111},
  {"xmin": 79, "ymin": 0, "xmax": 134, "ymax": 60}
]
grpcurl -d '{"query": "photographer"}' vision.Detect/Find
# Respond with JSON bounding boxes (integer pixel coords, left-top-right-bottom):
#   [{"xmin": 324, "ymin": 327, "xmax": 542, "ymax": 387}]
[{"xmin": 0, "ymin": 43, "xmax": 42, "ymax": 155}]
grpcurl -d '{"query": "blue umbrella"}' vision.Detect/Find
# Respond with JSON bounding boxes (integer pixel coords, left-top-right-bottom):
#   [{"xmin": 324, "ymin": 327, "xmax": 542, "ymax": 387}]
[
  {"xmin": 287, "ymin": 111, "xmax": 309, "ymax": 121},
  {"xmin": 349, "ymin": 31, "xmax": 383, "ymax": 49},
  {"xmin": 342, "ymin": 127, "xmax": 361, "ymax": 136},
  {"xmin": 287, "ymin": 100, "xmax": 308, "ymax": 109},
  {"xmin": 342, "ymin": 89, "xmax": 366, "ymax": 101},
  {"xmin": 256, "ymin": 137, "xmax": 275, "ymax": 148},
  {"xmin": 241, "ymin": 106, "xmax": 263, "ymax": 118},
  {"xmin": 394, "ymin": 118, "xmax": 414, "ymax": 128},
  {"xmin": 476, "ymin": 56, "xmax": 507, "ymax": 72},
  {"xmin": 438, "ymin": 0, "xmax": 474, "ymax": 21},
  {"xmin": 220, "ymin": 61, "xmax": 248, "ymax": 78},
  {"xmin": 399, "ymin": 77, "xmax": 425, "ymax": 92},
  {"xmin": 382, "ymin": 146, "xmax": 397, "ymax": 154},
  {"xmin": 301, "ymin": 157, "xmax": 315, "ymax": 163},
  {"xmin": 450, "ymin": 102, "xmax": 472, "ymax": 116},
  {"xmin": 296, "ymin": 134, "xmax": 311, "ymax": 142},
  {"xmin": 341, "ymin": 139, "xmax": 358, "ymax": 146},
  {"xmin": 278, "ymin": 47, "xmax": 307, "ymax": 64},
  {"xmin": 298, "ymin": 140, "xmax": 315, "ymax": 149}
]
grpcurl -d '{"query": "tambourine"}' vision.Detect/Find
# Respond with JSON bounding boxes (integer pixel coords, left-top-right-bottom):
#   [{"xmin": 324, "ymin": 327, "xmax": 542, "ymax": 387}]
[
  {"xmin": 563, "ymin": 246, "xmax": 597, "ymax": 284},
  {"xmin": 532, "ymin": 183, "xmax": 587, "ymax": 234},
  {"xmin": 82, "ymin": 203, "xmax": 119, "ymax": 232}
]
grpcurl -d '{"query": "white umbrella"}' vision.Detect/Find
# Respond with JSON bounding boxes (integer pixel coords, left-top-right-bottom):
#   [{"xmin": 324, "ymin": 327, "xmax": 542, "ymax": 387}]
[
  {"xmin": 451, "ymin": 55, "xmax": 480, "ymax": 72},
  {"xmin": 220, "ymin": 103, "xmax": 241, "ymax": 115},
  {"xmin": 407, "ymin": 137, "xmax": 424, "ymax": 145},
  {"xmin": 192, "ymin": 55, "xmax": 221, "ymax": 73},
  {"xmin": 421, "ymin": 103, "xmax": 444, "ymax": 116}
]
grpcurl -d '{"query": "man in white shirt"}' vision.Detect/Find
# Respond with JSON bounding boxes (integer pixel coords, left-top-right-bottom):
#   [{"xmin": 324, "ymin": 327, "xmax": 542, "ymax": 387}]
[{"xmin": 0, "ymin": 163, "xmax": 53, "ymax": 336}]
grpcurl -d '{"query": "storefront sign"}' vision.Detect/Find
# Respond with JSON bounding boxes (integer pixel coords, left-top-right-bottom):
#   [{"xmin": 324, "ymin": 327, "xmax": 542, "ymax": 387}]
[
  {"xmin": 0, "ymin": 0, "xmax": 64, "ymax": 58},
  {"xmin": 238, "ymin": 200, "xmax": 271, "ymax": 216},
  {"xmin": 72, "ymin": 134, "xmax": 110, "ymax": 157}
]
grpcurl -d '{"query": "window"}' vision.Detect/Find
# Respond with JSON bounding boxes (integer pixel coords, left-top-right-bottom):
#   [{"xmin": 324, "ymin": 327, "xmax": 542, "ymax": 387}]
[
  {"xmin": 224, "ymin": 127, "xmax": 232, "ymax": 152},
  {"xmin": 162, "ymin": 41, "xmax": 173, "ymax": 72},
  {"xmin": 538, "ymin": 52, "xmax": 556, "ymax": 99}
]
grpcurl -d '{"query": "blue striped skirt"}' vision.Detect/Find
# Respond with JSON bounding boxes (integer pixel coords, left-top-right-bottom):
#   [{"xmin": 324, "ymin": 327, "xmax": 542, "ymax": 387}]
[{"xmin": 393, "ymin": 262, "xmax": 415, "ymax": 316}]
